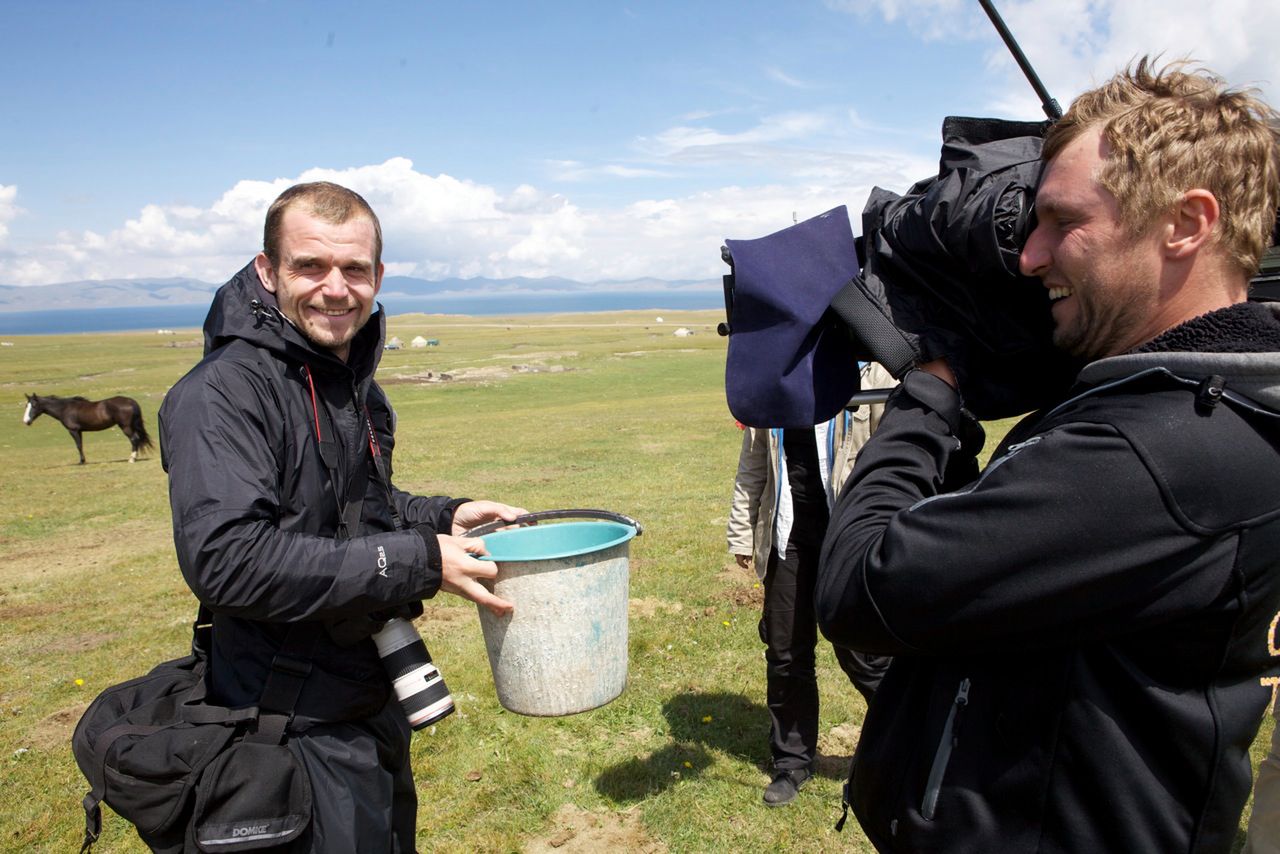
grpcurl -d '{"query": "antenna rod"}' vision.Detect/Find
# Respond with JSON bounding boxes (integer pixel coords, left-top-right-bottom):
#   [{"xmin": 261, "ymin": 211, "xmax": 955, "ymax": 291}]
[{"xmin": 978, "ymin": 0, "xmax": 1062, "ymax": 120}]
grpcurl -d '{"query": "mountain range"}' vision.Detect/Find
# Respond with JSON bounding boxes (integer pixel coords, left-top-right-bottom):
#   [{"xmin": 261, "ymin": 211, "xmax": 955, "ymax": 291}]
[{"xmin": 0, "ymin": 275, "xmax": 720, "ymax": 313}]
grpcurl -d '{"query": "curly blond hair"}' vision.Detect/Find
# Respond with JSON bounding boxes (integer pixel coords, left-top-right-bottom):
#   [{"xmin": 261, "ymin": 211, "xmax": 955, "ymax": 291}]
[{"xmin": 1043, "ymin": 57, "xmax": 1280, "ymax": 276}]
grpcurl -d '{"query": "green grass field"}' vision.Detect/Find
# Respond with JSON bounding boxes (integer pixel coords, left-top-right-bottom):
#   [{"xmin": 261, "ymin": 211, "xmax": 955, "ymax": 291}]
[{"xmin": 0, "ymin": 310, "xmax": 1271, "ymax": 852}]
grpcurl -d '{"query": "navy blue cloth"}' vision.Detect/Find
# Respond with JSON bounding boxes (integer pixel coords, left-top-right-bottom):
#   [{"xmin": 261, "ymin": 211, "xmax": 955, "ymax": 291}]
[{"xmin": 723, "ymin": 206, "xmax": 860, "ymax": 428}]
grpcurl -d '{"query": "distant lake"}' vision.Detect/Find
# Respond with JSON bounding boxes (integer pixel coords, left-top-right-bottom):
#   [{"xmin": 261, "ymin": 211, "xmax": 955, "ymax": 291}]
[{"xmin": 0, "ymin": 290, "xmax": 723, "ymax": 335}]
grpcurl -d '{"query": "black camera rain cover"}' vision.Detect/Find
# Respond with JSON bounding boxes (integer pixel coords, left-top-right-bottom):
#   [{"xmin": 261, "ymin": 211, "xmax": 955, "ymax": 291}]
[{"xmin": 851, "ymin": 116, "xmax": 1082, "ymax": 418}]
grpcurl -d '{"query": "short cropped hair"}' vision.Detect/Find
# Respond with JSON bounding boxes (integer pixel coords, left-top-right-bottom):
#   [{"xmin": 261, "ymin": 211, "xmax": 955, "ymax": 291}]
[
  {"xmin": 1043, "ymin": 57, "xmax": 1280, "ymax": 276},
  {"xmin": 262, "ymin": 181, "xmax": 383, "ymax": 270}
]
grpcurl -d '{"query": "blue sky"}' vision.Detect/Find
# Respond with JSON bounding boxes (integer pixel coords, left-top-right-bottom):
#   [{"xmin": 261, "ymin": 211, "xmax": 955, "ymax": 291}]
[{"xmin": 2, "ymin": 0, "xmax": 1278, "ymax": 286}]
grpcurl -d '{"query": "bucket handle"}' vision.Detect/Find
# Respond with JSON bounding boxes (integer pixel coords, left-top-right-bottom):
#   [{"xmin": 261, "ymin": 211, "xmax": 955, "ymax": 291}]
[{"xmin": 462, "ymin": 508, "xmax": 643, "ymax": 538}]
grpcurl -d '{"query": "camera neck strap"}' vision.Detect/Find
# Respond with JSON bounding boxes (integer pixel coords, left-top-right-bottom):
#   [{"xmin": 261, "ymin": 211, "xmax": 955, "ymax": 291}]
[{"xmin": 301, "ymin": 363, "xmax": 404, "ymax": 538}]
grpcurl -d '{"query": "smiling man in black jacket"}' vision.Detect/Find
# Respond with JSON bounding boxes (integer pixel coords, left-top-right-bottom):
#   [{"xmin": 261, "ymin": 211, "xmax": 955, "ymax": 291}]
[
  {"xmin": 816, "ymin": 60, "xmax": 1280, "ymax": 852},
  {"xmin": 160, "ymin": 182, "xmax": 524, "ymax": 852}
]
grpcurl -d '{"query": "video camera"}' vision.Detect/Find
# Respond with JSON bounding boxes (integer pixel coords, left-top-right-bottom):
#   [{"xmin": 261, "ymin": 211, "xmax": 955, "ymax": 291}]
[{"xmin": 718, "ymin": 1, "xmax": 1280, "ymax": 429}]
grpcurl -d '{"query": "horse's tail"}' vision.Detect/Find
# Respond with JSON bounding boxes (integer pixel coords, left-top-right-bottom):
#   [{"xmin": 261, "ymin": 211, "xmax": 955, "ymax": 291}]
[{"xmin": 132, "ymin": 405, "xmax": 154, "ymax": 451}]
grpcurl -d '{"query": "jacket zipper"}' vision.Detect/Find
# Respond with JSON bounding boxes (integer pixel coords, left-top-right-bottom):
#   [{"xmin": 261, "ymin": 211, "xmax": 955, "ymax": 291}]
[{"xmin": 921, "ymin": 677, "xmax": 970, "ymax": 821}]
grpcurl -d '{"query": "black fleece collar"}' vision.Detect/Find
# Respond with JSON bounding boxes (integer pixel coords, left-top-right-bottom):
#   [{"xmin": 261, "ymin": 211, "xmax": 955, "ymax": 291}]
[{"xmin": 1131, "ymin": 301, "xmax": 1280, "ymax": 355}]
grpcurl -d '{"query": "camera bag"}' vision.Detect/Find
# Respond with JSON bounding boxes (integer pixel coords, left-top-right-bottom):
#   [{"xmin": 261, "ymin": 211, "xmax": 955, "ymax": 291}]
[{"xmin": 73, "ymin": 610, "xmax": 319, "ymax": 852}]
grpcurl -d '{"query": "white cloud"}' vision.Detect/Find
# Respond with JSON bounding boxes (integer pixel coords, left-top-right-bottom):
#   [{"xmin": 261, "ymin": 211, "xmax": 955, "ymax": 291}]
[
  {"xmin": 7, "ymin": 0, "xmax": 1278, "ymax": 290},
  {"xmin": 764, "ymin": 66, "xmax": 812, "ymax": 89},
  {"xmin": 0, "ymin": 185, "xmax": 18, "ymax": 242},
  {"xmin": 823, "ymin": 0, "xmax": 979, "ymax": 41},
  {"xmin": 546, "ymin": 160, "xmax": 672, "ymax": 182},
  {"xmin": 645, "ymin": 111, "xmax": 833, "ymax": 158},
  {"xmin": 0, "ymin": 146, "xmax": 936, "ymax": 286},
  {"xmin": 506, "ymin": 145, "xmax": 932, "ymax": 282},
  {"xmin": 990, "ymin": 0, "xmax": 1280, "ymax": 116},
  {"xmin": 828, "ymin": 0, "xmax": 1280, "ymax": 118}
]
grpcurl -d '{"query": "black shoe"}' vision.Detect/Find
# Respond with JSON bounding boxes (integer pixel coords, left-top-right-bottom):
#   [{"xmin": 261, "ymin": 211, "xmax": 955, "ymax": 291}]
[{"xmin": 763, "ymin": 767, "xmax": 812, "ymax": 807}]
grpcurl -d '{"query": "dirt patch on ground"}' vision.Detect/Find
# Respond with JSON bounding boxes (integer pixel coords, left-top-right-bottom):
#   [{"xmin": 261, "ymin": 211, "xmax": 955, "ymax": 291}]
[
  {"xmin": 612, "ymin": 348, "xmax": 703, "ymax": 358},
  {"xmin": 385, "ymin": 363, "xmax": 572, "ymax": 385},
  {"xmin": 2, "ymin": 519, "xmax": 170, "ymax": 588},
  {"xmin": 485, "ymin": 350, "xmax": 577, "ymax": 362},
  {"xmin": 0, "ymin": 602, "xmax": 69, "ymax": 620},
  {"xmin": 524, "ymin": 804, "xmax": 668, "ymax": 853},
  {"xmin": 44, "ymin": 631, "xmax": 114, "ymax": 655},
  {"xmin": 715, "ymin": 566, "xmax": 764, "ymax": 609},
  {"xmin": 815, "ymin": 722, "xmax": 862, "ymax": 777},
  {"xmin": 29, "ymin": 702, "xmax": 88, "ymax": 750},
  {"xmin": 629, "ymin": 597, "xmax": 684, "ymax": 619},
  {"xmin": 721, "ymin": 584, "xmax": 764, "ymax": 609}
]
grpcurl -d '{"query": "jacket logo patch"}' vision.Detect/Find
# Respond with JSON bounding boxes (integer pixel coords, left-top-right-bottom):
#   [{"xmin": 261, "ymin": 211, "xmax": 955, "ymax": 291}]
[{"xmin": 377, "ymin": 545, "xmax": 388, "ymax": 578}]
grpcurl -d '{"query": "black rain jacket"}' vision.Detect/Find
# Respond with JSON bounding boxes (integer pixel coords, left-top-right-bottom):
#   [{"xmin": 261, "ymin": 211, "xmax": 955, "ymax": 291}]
[
  {"xmin": 160, "ymin": 263, "xmax": 459, "ymax": 721},
  {"xmin": 817, "ymin": 302, "xmax": 1280, "ymax": 852}
]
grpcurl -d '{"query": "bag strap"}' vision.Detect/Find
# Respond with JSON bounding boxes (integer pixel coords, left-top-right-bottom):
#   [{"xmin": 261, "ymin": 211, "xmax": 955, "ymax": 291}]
[
  {"xmin": 248, "ymin": 622, "xmax": 322, "ymax": 744},
  {"xmin": 80, "ymin": 791, "xmax": 101, "ymax": 853}
]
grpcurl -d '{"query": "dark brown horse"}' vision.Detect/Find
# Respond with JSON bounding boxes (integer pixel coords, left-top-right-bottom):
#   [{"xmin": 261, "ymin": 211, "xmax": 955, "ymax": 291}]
[{"xmin": 23, "ymin": 393, "xmax": 154, "ymax": 464}]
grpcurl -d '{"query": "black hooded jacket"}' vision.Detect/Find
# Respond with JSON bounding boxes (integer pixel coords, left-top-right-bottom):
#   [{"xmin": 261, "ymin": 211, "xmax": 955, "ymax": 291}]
[
  {"xmin": 160, "ymin": 263, "xmax": 460, "ymax": 720},
  {"xmin": 817, "ymin": 302, "xmax": 1280, "ymax": 852}
]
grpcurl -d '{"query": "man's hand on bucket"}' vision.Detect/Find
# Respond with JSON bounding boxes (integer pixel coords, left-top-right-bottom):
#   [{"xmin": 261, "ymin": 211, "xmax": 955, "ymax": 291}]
[
  {"xmin": 452, "ymin": 500, "xmax": 528, "ymax": 536},
  {"xmin": 438, "ymin": 534, "xmax": 515, "ymax": 617}
]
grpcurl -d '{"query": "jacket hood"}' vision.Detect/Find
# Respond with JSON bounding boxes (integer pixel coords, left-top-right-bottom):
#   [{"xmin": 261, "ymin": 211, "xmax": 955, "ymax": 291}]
[
  {"xmin": 202, "ymin": 261, "xmax": 386, "ymax": 378},
  {"xmin": 1079, "ymin": 302, "xmax": 1280, "ymax": 412}
]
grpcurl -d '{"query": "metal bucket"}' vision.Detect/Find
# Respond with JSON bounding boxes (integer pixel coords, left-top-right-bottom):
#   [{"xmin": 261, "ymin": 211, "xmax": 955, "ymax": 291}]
[{"xmin": 468, "ymin": 510, "xmax": 641, "ymax": 716}]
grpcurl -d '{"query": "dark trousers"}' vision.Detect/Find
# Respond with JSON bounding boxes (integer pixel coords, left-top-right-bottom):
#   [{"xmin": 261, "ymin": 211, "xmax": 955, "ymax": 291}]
[
  {"xmin": 286, "ymin": 697, "xmax": 417, "ymax": 853},
  {"xmin": 761, "ymin": 533, "xmax": 891, "ymax": 771}
]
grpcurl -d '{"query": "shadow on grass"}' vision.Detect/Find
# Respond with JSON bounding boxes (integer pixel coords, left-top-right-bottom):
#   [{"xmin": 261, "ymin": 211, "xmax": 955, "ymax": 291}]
[
  {"xmin": 595, "ymin": 691, "xmax": 769, "ymax": 803},
  {"xmin": 595, "ymin": 689, "xmax": 859, "ymax": 804}
]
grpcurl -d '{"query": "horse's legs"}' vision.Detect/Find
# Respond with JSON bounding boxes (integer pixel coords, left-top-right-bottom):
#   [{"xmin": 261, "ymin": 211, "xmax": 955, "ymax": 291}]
[
  {"xmin": 121, "ymin": 424, "xmax": 138, "ymax": 463},
  {"xmin": 70, "ymin": 429, "xmax": 85, "ymax": 464}
]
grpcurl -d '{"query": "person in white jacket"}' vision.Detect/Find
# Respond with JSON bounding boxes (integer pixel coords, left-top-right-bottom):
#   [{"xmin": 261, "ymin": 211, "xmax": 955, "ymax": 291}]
[{"xmin": 726, "ymin": 361, "xmax": 896, "ymax": 806}]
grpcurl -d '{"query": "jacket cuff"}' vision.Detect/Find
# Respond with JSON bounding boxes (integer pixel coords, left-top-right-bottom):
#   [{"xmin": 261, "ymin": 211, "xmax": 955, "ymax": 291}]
[
  {"xmin": 897, "ymin": 368, "xmax": 966, "ymax": 434},
  {"xmin": 441, "ymin": 497, "xmax": 471, "ymax": 534},
  {"xmin": 412, "ymin": 522, "xmax": 444, "ymax": 598}
]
